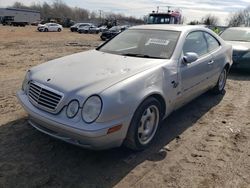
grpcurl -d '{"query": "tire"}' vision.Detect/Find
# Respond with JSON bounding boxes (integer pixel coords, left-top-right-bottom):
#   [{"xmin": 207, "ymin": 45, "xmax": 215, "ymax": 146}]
[
  {"xmin": 212, "ymin": 68, "xmax": 227, "ymax": 94},
  {"xmin": 124, "ymin": 97, "xmax": 162, "ymax": 151},
  {"xmin": 100, "ymin": 36, "xmax": 106, "ymax": 41},
  {"xmin": 58, "ymin": 28, "xmax": 61, "ymax": 32},
  {"xmin": 44, "ymin": 28, "xmax": 48, "ymax": 32}
]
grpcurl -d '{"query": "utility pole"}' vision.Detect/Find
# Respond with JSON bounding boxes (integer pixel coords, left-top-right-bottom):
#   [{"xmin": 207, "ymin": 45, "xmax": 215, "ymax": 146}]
[{"xmin": 99, "ymin": 10, "xmax": 102, "ymax": 21}]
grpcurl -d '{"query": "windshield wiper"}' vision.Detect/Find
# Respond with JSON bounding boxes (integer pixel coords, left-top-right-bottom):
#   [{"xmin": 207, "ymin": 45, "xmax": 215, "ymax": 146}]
[{"xmin": 122, "ymin": 53, "xmax": 165, "ymax": 59}]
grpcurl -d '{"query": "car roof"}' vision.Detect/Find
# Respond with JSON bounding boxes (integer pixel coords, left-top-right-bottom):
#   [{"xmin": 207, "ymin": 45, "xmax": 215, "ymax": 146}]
[{"xmin": 129, "ymin": 24, "xmax": 207, "ymax": 32}]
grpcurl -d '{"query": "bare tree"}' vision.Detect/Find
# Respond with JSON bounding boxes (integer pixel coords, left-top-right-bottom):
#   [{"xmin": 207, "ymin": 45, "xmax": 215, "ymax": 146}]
[
  {"xmin": 10, "ymin": 2, "xmax": 28, "ymax": 9},
  {"xmin": 9, "ymin": 0, "xmax": 143, "ymax": 26},
  {"xmin": 202, "ymin": 14, "xmax": 219, "ymax": 26},
  {"xmin": 187, "ymin": 20, "xmax": 201, "ymax": 25},
  {"xmin": 228, "ymin": 7, "xmax": 250, "ymax": 27}
]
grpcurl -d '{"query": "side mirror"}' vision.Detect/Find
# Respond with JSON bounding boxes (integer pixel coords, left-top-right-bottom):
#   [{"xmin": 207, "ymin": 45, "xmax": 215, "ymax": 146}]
[{"xmin": 183, "ymin": 52, "xmax": 199, "ymax": 64}]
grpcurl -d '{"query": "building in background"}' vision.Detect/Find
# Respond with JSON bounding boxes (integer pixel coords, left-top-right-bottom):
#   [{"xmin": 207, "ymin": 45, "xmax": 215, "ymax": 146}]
[{"xmin": 0, "ymin": 8, "xmax": 40, "ymax": 26}]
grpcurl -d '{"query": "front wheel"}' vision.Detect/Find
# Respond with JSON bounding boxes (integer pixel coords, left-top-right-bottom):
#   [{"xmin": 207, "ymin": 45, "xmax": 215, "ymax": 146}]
[
  {"xmin": 124, "ymin": 97, "xmax": 162, "ymax": 151},
  {"xmin": 58, "ymin": 28, "xmax": 61, "ymax": 32},
  {"xmin": 212, "ymin": 68, "xmax": 227, "ymax": 94}
]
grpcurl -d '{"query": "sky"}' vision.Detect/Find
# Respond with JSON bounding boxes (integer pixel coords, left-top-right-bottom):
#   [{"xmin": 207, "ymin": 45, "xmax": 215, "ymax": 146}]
[{"xmin": 1, "ymin": 0, "xmax": 250, "ymax": 25}]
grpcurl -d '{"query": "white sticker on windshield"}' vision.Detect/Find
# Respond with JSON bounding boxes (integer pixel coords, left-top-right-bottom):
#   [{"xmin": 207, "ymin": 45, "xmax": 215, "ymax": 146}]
[{"xmin": 145, "ymin": 38, "xmax": 170, "ymax": 46}]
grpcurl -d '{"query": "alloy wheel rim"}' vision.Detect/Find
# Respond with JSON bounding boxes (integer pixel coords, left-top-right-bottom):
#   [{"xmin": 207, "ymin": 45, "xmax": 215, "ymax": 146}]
[
  {"xmin": 137, "ymin": 105, "xmax": 160, "ymax": 145},
  {"xmin": 218, "ymin": 70, "xmax": 226, "ymax": 91}
]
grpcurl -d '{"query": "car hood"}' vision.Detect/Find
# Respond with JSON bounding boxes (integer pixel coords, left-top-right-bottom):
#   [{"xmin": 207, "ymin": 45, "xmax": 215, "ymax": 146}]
[
  {"xmin": 30, "ymin": 50, "xmax": 167, "ymax": 97},
  {"xmin": 226, "ymin": 40, "xmax": 250, "ymax": 51}
]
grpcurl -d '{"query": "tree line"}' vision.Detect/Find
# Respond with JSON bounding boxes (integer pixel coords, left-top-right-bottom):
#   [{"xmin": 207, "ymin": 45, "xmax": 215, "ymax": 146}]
[
  {"xmin": 227, "ymin": 7, "xmax": 250, "ymax": 27},
  {"xmin": 9, "ymin": 1, "xmax": 144, "ymax": 25},
  {"xmin": 188, "ymin": 6, "xmax": 250, "ymax": 27},
  {"xmin": 10, "ymin": 1, "xmax": 250, "ymax": 27}
]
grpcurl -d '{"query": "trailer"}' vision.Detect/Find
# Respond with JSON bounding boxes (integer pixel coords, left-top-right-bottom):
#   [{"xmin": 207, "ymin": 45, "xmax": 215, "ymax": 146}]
[{"xmin": 0, "ymin": 8, "xmax": 40, "ymax": 26}]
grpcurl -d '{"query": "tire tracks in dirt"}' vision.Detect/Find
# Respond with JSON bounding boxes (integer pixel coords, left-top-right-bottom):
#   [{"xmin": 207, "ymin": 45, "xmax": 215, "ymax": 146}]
[{"xmin": 117, "ymin": 78, "xmax": 250, "ymax": 188}]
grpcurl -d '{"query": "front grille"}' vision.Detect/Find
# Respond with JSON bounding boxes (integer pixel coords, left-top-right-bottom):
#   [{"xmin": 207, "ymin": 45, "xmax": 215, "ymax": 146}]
[{"xmin": 28, "ymin": 82, "xmax": 63, "ymax": 112}]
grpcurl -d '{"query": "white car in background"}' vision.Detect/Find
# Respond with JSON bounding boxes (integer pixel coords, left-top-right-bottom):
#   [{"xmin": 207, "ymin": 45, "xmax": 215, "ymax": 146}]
[{"xmin": 37, "ymin": 23, "xmax": 63, "ymax": 32}]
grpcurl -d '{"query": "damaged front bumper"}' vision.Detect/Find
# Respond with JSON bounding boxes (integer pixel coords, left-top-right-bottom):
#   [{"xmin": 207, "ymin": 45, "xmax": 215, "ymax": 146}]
[{"xmin": 17, "ymin": 90, "xmax": 131, "ymax": 150}]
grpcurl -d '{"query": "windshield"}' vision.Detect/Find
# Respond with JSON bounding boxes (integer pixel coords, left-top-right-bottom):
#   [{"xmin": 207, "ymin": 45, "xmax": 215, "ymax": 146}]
[
  {"xmin": 98, "ymin": 29, "xmax": 180, "ymax": 59},
  {"xmin": 221, "ymin": 29, "xmax": 250, "ymax": 42},
  {"xmin": 147, "ymin": 14, "xmax": 171, "ymax": 24}
]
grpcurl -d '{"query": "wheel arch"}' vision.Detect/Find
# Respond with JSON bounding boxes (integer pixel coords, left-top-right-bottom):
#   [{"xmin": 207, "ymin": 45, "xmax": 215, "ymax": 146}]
[
  {"xmin": 123, "ymin": 92, "xmax": 167, "ymax": 150},
  {"xmin": 224, "ymin": 63, "xmax": 231, "ymax": 73},
  {"xmin": 136, "ymin": 92, "xmax": 167, "ymax": 119}
]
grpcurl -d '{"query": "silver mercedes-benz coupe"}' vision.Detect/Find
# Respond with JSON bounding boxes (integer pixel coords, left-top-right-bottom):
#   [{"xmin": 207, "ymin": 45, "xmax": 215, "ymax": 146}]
[{"xmin": 17, "ymin": 25, "xmax": 232, "ymax": 150}]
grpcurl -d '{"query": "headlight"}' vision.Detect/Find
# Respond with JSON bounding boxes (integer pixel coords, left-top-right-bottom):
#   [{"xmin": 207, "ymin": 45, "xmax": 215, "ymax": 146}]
[
  {"xmin": 66, "ymin": 100, "xmax": 80, "ymax": 118},
  {"xmin": 22, "ymin": 71, "xmax": 30, "ymax": 93},
  {"xmin": 82, "ymin": 95, "xmax": 102, "ymax": 123}
]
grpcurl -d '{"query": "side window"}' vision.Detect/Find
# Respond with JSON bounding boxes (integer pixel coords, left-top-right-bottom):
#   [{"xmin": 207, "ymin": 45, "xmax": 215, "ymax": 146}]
[
  {"xmin": 183, "ymin": 31, "xmax": 208, "ymax": 57},
  {"xmin": 204, "ymin": 32, "xmax": 220, "ymax": 52}
]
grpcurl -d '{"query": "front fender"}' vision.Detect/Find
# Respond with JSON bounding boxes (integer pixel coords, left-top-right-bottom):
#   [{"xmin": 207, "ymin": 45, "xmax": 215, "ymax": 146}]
[{"xmin": 97, "ymin": 67, "xmax": 167, "ymax": 123}]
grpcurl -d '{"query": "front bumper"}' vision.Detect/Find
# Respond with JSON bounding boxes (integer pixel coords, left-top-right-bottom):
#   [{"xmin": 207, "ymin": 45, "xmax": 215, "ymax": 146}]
[
  {"xmin": 37, "ymin": 27, "xmax": 45, "ymax": 32},
  {"xmin": 17, "ymin": 90, "xmax": 132, "ymax": 150},
  {"xmin": 70, "ymin": 28, "xmax": 78, "ymax": 32}
]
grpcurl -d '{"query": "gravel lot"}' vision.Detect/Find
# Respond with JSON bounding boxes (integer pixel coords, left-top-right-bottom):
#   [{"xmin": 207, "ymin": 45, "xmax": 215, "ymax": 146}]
[{"xmin": 0, "ymin": 26, "xmax": 250, "ymax": 188}]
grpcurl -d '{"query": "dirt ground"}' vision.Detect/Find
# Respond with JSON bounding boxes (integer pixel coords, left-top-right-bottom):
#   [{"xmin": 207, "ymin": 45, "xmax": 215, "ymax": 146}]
[{"xmin": 0, "ymin": 26, "xmax": 250, "ymax": 188}]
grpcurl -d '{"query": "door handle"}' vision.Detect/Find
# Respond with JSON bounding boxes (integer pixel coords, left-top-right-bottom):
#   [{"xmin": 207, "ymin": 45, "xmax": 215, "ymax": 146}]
[{"xmin": 208, "ymin": 60, "xmax": 214, "ymax": 65}]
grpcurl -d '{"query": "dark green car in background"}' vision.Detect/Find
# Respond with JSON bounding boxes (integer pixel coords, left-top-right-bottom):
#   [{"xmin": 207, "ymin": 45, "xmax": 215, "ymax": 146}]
[{"xmin": 221, "ymin": 27, "xmax": 250, "ymax": 72}]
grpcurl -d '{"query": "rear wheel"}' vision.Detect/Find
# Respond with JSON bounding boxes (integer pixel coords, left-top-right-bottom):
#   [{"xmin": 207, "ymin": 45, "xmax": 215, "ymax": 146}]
[
  {"xmin": 44, "ymin": 28, "xmax": 48, "ymax": 32},
  {"xmin": 124, "ymin": 97, "xmax": 162, "ymax": 151},
  {"xmin": 212, "ymin": 68, "xmax": 227, "ymax": 94}
]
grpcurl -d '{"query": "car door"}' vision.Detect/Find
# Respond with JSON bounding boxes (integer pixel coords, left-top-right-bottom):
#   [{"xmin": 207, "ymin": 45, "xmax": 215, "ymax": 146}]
[
  {"xmin": 53, "ymin": 24, "xmax": 59, "ymax": 31},
  {"xmin": 47, "ymin": 23, "xmax": 53, "ymax": 31},
  {"xmin": 204, "ymin": 32, "xmax": 223, "ymax": 85},
  {"xmin": 178, "ymin": 31, "xmax": 213, "ymax": 105},
  {"xmin": 50, "ymin": 24, "xmax": 57, "ymax": 31},
  {"xmin": 89, "ymin": 26, "xmax": 94, "ymax": 33}
]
